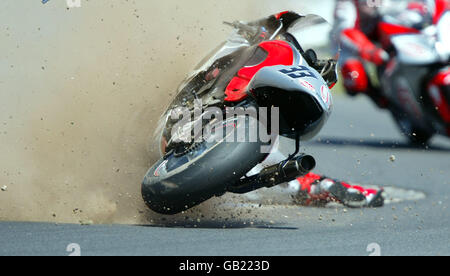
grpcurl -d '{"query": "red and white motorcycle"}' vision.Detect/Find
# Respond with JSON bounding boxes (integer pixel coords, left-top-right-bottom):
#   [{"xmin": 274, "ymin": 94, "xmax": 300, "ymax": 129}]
[
  {"xmin": 377, "ymin": 2, "xmax": 450, "ymax": 144},
  {"xmin": 141, "ymin": 12, "xmax": 339, "ymax": 214}
]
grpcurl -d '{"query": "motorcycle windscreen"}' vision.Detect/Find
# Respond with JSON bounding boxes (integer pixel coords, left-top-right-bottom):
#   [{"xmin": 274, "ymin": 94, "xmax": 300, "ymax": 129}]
[
  {"xmin": 379, "ymin": 0, "xmax": 434, "ymax": 28},
  {"xmin": 286, "ymin": 14, "xmax": 339, "ymax": 62}
]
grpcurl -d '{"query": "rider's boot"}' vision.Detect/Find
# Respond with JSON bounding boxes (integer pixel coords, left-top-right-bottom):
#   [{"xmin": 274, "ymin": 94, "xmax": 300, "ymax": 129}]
[{"xmin": 291, "ymin": 172, "xmax": 384, "ymax": 208}]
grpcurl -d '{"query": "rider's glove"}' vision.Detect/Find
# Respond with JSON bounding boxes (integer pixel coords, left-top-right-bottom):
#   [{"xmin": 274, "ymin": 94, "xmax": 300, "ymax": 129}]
[{"xmin": 368, "ymin": 48, "xmax": 389, "ymax": 66}]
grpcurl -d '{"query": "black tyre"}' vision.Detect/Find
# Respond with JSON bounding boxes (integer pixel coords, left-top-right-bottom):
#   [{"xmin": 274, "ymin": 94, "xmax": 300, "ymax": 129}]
[
  {"xmin": 142, "ymin": 116, "xmax": 269, "ymax": 215},
  {"xmin": 392, "ymin": 112, "xmax": 433, "ymax": 145}
]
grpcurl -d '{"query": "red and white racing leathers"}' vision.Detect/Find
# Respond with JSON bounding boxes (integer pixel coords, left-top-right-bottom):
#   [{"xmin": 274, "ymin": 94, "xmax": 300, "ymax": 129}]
[
  {"xmin": 291, "ymin": 0, "xmax": 449, "ymax": 208},
  {"xmin": 293, "ymin": 172, "xmax": 384, "ymax": 208},
  {"xmin": 332, "ymin": 0, "xmax": 449, "ymax": 99}
]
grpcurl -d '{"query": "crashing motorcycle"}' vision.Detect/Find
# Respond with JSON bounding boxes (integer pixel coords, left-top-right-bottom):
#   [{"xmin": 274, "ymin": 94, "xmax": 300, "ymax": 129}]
[
  {"xmin": 142, "ymin": 12, "xmax": 339, "ymax": 215},
  {"xmin": 376, "ymin": 2, "xmax": 450, "ymax": 144}
]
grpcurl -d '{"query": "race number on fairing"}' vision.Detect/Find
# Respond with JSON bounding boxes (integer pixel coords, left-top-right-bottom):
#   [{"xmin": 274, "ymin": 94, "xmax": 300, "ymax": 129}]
[{"xmin": 279, "ymin": 66, "xmax": 317, "ymax": 79}]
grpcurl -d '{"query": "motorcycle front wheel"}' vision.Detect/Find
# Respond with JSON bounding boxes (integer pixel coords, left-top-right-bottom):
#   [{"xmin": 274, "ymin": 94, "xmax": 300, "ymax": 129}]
[
  {"xmin": 141, "ymin": 115, "xmax": 269, "ymax": 215},
  {"xmin": 392, "ymin": 112, "xmax": 433, "ymax": 145}
]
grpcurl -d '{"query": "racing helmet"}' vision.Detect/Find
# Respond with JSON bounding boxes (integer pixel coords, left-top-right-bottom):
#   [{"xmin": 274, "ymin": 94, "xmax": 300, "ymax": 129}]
[{"xmin": 358, "ymin": 0, "xmax": 383, "ymax": 17}]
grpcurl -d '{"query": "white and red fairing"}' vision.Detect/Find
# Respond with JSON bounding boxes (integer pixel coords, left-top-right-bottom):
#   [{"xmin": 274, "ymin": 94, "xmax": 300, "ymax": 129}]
[
  {"xmin": 156, "ymin": 13, "xmax": 337, "ymax": 157},
  {"xmin": 429, "ymin": 11, "xmax": 450, "ymax": 135},
  {"xmin": 385, "ymin": 7, "xmax": 450, "ymax": 135},
  {"xmin": 428, "ymin": 12, "xmax": 450, "ymax": 134},
  {"xmin": 429, "ymin": 67, "xmax": 450, "ymax": 135}
]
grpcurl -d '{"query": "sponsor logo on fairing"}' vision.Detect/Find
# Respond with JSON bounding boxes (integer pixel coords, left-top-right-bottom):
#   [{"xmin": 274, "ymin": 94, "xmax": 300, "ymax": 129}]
[
  {"xmin": 154, "ymin": 160, "xmax": 168, "ymax": 177},
  {"xmin": 299, "ymin": 80, "xmax": 316, "ymax": 92},
  {"xmin": 320, "ymin": 85, "xmax": 331, "ymax": 106}
]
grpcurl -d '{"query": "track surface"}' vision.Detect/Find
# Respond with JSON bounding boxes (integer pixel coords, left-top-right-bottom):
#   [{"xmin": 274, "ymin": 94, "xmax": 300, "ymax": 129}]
[{"xmin": 1, "ymin": 95, "xmax": 449, "ymax": 256}]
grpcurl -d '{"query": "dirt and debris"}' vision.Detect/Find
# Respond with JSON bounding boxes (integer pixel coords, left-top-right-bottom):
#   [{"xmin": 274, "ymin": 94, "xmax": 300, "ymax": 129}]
[
  {"xmin": 0, "ymin": 0, "xmax": 311, "ymax": 225},
  {"xmin": 79, "ymin": 220, "xmax": 94, "ymax": 226}
]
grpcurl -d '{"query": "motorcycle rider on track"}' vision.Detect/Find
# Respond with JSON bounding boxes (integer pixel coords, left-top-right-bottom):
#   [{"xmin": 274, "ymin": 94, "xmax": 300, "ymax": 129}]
[
  {"xmin": 293, "ymin": 172, "xmax": 383, "ymax": 208},
  {"xmin": 292, "ymin": 0, "xmax": 450, "ymax": 208},
  {"xmin": 331, "ymin": 0, "xmax": 449, "ymax": 106}
]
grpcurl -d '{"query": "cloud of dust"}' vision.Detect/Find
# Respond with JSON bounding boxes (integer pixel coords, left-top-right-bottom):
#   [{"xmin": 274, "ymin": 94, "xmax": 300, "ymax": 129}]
[{"xmin": 0, "ymin": 0, "xmax": 319, "ymax": 224}]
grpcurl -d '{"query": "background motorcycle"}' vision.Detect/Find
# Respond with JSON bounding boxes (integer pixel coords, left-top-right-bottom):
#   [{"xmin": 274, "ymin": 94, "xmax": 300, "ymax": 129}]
[
  {"xmin": 141, "ymin": 12, "xmax": 339, "ymax": 214},
  {"xmin": 376, "ymin": 3, "xmax": 450, "ymax": 144}
]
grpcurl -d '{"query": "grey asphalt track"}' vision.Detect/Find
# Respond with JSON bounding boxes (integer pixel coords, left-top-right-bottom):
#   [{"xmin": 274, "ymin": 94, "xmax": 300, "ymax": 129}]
[{"xmin": 1, "ymin": 95, "xmax": 449, "ymax": 256}]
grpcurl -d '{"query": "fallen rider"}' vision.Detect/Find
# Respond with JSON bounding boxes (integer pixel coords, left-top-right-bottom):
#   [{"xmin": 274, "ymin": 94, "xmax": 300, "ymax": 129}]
[{"xmin": 290, "ymin": 173, "xmax": 384, "ymax": 208}]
